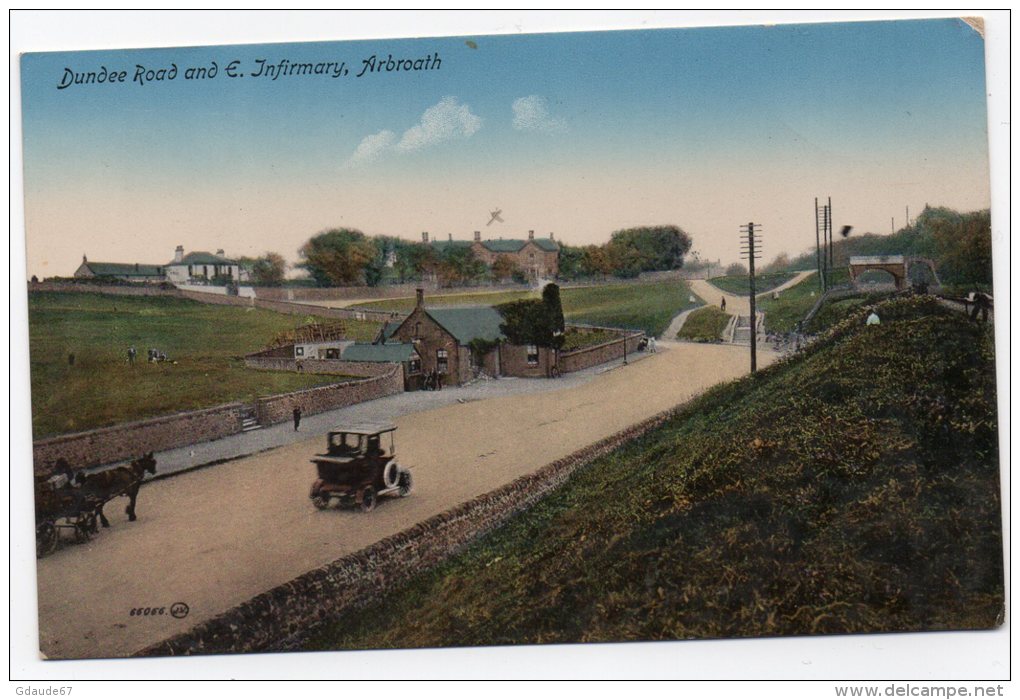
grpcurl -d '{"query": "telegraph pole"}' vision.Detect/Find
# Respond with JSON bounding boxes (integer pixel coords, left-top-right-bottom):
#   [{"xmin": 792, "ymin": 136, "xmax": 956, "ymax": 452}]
[
  {"xmin": 827, "ymin": 197, "xmax": 834, "ymax": 272},
  {"xmin": 740, "ymin": 222, "xmax": 762, "ymax": 374},
  {"xmin": 815, "ymin": 197, "xmax": 824, "ymax": 293}
]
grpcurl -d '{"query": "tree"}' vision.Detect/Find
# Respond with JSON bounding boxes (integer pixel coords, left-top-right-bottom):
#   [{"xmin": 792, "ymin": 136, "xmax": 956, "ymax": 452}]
[
  {"xmin": 394, "ymin": 242, "xmax": 439, "ymax": 283},
  {"xmin": 928, "ymin": 208, "xmax": 992, "ymax": 285},
  {"xmin": 436, "ymin": 246, "xmax": 485, "ymax": 287},
  {"xmin": 725, "ymin": 262, "xmax": 748, "ymax": 277},
  {"xmin": 606, "ymin": 225, "xmax": 693, "ymax": 273},
  {"xmin": 762, "ymin": 252, "xmax": 791, "ymax": 274},
  {"xmin": 250, "ymin": 252, "xmax": 287, "ymax": 286},
  {"xmin": 298, "ymin": 228, "xmax": 377, "ymax": 286},
  {"xmin": 497, "ymin": 283, "xmax": 565, "ymax": 349},
  {"xmin": 491, "ymin": 254, "xmax": 520, "ymax": 282}
]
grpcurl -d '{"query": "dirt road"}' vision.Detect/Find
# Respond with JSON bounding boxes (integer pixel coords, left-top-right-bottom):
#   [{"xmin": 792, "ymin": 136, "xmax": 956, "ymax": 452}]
[
  {"xmin": 36, "ymin": 342, "xmax": 775, "ymax": 659},
  {"xmin": 687, "ymin": 271, "xmax": 815, "ymax": 317}
]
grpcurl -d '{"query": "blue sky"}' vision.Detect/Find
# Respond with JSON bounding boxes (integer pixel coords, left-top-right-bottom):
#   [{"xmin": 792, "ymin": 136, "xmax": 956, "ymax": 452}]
[{"xmin": 20, "ymin": 18, "xmax": 990, "ymax": 276}]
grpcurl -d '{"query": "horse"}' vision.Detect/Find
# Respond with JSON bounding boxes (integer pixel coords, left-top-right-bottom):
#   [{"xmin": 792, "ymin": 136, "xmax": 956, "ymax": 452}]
[{"xmin": 78, "ymin": 452, "xmax": 158, "ymax": 527}]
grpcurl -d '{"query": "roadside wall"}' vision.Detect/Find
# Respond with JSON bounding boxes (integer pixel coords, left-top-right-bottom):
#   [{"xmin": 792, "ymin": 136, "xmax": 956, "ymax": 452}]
[
  {"xmin": 559, "ymin": 330, "xmax": 645, "ymax": 374},
  {"xmin": 254, "ymin": 365, "xmax": 403, "ymax": 426},
  {"xmin": 28, "ymin": 281, "xmax": 179, "ymax": 297},
  {"xmin": 244, "ymin": 355, "xmax": 393, "ymax": 379},
  {"xmin": 33, "ymin": 403, "xmax": 244, "ymax": 477},
  {"xmin": 135, "ymin": 404, "xmax": 683, "ymax": 657}
]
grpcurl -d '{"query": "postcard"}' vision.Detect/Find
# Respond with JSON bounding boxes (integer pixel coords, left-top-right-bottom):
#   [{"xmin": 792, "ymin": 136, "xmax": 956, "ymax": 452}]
[{"xmin": 15, "ymin": 13, "xmax": 1005, "ymax": 673}]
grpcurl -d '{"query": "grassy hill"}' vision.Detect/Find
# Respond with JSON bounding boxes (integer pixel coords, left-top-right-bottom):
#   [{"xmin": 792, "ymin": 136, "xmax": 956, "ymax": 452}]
[
  {"xmin": 358, "ymin": 281, "xmax": 702, "ymax": 336},
  {"xmin": 28, "ymin": 292, "xmax": 380, "ymax": 437},
  {"xmin": 305, "ymin": 296, "xmax": 1002, "ymax": 650},
  {"xmin": 708, "ymin": 271, "xmax": 797, "ymax": 296}
]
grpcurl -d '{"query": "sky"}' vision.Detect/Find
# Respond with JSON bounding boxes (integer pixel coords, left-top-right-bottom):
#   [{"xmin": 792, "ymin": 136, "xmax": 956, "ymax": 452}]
[{"xmin": 19, "ymin": 17, "xmax": 992, "ymax": 277}]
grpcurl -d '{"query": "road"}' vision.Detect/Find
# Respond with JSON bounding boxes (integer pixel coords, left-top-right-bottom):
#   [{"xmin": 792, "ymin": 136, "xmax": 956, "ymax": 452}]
[
  {"xmin": 36, "ymin": 341, "xmax": 775, "ymax": 659},
  {"xmin": 687, "ymin": 270, "xmax": 815, "ymax": 317}
]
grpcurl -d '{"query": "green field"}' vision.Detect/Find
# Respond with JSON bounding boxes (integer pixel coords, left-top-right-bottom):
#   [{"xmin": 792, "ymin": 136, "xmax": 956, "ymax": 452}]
[
  {"xmin": 676, "ymin": 306, "xmax": 731, "ymax": 342},
  {"xmin": 305, "ymin": 297, "xmax": 1001, "ymax": 649},
  {"xmin": 359, "ymin": 281, "xmax": 702, "ymax": 336},
  {"xmin": 28, "ymin": 292, "xmax": 381, "ymax": 437},
  {"xmin": 708, "ymin": 271, "xmax": 797, "ymax": 296}
]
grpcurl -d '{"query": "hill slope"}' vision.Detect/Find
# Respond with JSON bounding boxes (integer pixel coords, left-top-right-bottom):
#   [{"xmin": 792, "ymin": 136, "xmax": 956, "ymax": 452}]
[{"xmin": 305, "ymin": 297, "xmax": 1002, "ymax": 649}]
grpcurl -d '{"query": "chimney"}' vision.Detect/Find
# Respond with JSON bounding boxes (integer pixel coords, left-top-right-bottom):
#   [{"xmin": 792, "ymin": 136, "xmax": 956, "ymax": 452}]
[
  {"xmin": 82, "ymin": 254, "xmax": 87, "ymax": 263},
  {"xmin": 135, "ymin": 263, "xmax": 140, "ymax": 271},
  {"xmin": 528, "ymin": 230, "xmax": 535, "ymax": 240},
  {"xmin": 421, "ymin": 231, "xmax": 429, "ymax": 243},
  {"xmin": 415, "ymin": 288, "xmax": 425, "ymax": 308},
  {"xmin": 549, "ymin": 232, "xmax": 555, "ymax": 240},
  {"xmin": 474, "ymin": 231, "xmax": 481, "ymax": 242},
  {"xmin": 448, "ymin": 233, "xmax": 453, "ymax": 242},
  {"xmin": 174, "ymin": 245, "xmax": 184, "ymax": 263},
  {"xmin": 216, "ymin": 248, "xmax": 224, "ymax": 256}
]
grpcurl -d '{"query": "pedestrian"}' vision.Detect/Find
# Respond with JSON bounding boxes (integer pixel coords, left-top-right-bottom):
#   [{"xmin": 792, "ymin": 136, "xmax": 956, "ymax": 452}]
[
  {"xmin": 649, "ymin": 337, "xmax": 657, "ymax": 353},
  {"xmin": 721, "ymin": 297, "xmax": 726, "ymax": 311},
  {"xmin": 128, "ymin": 346, "xmax": 136, "ymax": 364},
  {"xmin": 67, "ymin": 352, "xmax": 75, "ymax": 367},
  {"xmin": 293, "ymin": 406, "xmax": 302, "ymax": 431}
]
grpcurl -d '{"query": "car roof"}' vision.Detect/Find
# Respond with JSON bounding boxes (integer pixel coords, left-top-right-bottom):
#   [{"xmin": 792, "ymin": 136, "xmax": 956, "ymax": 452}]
[{"xmin": 329, "ymin": 422, "xmax": 397, "ymax": 436}]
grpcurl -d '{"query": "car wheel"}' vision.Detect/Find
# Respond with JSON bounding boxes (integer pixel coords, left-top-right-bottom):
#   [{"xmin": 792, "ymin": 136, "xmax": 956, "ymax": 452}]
[
  {"xmin": 398, "ymin": 470, "xmax": 414, "ymax": 497},
  {"xmin": 360, "ymin": 486, "xmax": 377, "ymax": 513},
  {"xmin": 311, "ymin": 494, "xmax": 330, "ymax": 510},
  {"xmin": 382, "ymin": 461, "xmax": 401, "ymax": 489}
]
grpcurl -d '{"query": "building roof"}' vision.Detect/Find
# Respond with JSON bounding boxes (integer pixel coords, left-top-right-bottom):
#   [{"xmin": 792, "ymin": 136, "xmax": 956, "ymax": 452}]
[
  {"xmin": 426, "ymin": 306, "xmax": 504, "ymax": 344},
  {"xmin": 378, "ymin": 321, "xmax": 402, "ymax": 342},
  {"xmin": 342, "ymin": 342, "xmax": 417, "ymax": 363},
  {"xmin": 168, "ymin": 251, "xmax": 238, "ymax": 265},
  {"xmin": 479, "ymin": 238, "xmax": 559, "ymax": 253},
  {"xmin": 429, "ymin": 240, "xmax": 474, "ymax": 252},
  {"xmin": 83, "ymin": 262, "xmax": 165, "ymax": 277}
]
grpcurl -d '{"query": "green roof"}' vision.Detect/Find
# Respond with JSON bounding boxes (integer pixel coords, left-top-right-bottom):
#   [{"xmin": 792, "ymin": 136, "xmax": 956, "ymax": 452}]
[
  {"xmin": 342, "ymin": 343, "xmax": 417, "ymax": 362},
  {"xmin": 84, "ymin": 262, "xmax": 165, "ymax": 277},
  {"xmin": 169, "ymin": 251, "xmax": 238, "ymax": 265},
  {"xmin": 427, "ymin": 306, "xmax": 504, "ymax": 343},
  {"xmin": 429, "ymin": 240, "xmax": 474, "ymax": 252},
  {"xmin": 480, "ymin": 238, "xmax": 559, "ymax": 253},
  {"xmin": 378, "ymin": 321, "xmax": 402, "ymax": 342}
]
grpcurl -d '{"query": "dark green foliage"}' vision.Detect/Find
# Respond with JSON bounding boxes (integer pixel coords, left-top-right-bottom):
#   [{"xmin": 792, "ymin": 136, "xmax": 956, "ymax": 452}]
[
  {"xmin": 306, "ymin": 297, "xmax": 1002, "ymax": 650},
  {"xmin": 298, "ymin": 229, "xmax": 378, "ymax": 286},
  {"xmin": 497, "ymin": 283, "xmax": 566, "ymax": 349},
  {"xmin": 607, "ymin": 226, "xmax": 693, "ymax": 273}
]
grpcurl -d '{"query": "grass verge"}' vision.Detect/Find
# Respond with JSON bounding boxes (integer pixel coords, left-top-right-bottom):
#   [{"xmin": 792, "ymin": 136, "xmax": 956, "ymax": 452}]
[
  {"xmin": 709, "ymin": 272, "xmax": 797, "ymax": 296},
  {"xmin": 676, "ymin": 306, "xmax": 731, "ymax": 342}
]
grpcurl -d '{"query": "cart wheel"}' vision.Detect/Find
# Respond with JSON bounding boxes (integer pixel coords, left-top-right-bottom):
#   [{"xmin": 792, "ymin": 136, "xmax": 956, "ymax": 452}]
[
  {"xmin": 382, "ymin": 461, "xmax": 401, "ymax": 489},
  {"xmin": 359, "ymin": 486, "xmax": 377, "ymax": 513},
  {"xmin": 37, "ymin": 521, "xmax": 58, "ymax": 558},
  {"xmin": 311, "ymin": 494, "xmax": 330, "ymax": 510},
  {"xmin": 398, "ymin": 470, "xmax": 414, "ymax": 497},
  {"xmin": 74, "ymin": 516, "xmax": 93, "ymax": 544}
]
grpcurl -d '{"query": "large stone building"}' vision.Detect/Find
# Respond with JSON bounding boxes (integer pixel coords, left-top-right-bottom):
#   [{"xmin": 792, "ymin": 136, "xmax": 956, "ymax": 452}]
[
  {"xmin": 424, "ymin": 229, "xmax": 560, "ymax": 279},
  {"xmin": 73, "ymin": 256, "xmax": 168, "ymax": 283},
  {"xmin": 165, "ymin": 246, "xmax": 244, "ymax": 284}
]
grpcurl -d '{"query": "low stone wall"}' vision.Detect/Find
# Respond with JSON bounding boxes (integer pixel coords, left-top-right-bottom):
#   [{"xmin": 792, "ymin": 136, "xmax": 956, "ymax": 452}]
[
  {"xmin": 244, "ymin": 355, "xmax": 393, "ymax": 379},
  {"xmin": 28, "ymin": 281, "xmax": 179, "ymax": 297},
  {"xmin": 559, "ymin": 330, "xmax": 645, "ymax": 374},
  {"xmin": 135, "ymin": 404, "xmax": 683, "ymax": 657},
  {"xmin": 33, "ymin": 403, "xmax": 245, "ymax": 477},
  {"xmin": 254, "ymin": 365, "xmax": 403, "ymax": 426}
]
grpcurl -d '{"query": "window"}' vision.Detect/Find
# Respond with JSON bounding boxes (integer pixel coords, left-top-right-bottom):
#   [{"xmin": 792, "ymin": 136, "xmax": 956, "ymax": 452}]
[
  {"xmin": 295, "ymin": 346, "xmax": 305, "ymax": 357},
  {"xmin": 409, "ymin": 355, "xmax": 422, "ymax": 374},
  {"xmin": 436, "ymin": 349, "xmax": 448, "ymax": 373},
  {"xmin": 414, "ymin": 322, "xmax": 422, "ymax": 339},
  {"xmin": 527, "ymin": 345, "xmax": 539, "ymax": 366}
]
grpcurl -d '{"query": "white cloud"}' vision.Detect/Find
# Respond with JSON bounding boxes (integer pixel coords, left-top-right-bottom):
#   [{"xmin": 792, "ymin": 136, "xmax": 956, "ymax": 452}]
[
  {"xmin": 512, "ymin": 95, "xmax": 567, "ymax": 133},
  {"xmin": 395, "ymin": 96, "xmax": 482, "ymax": 152},
  {"xmin": 344, "ymin": 129, "xmax": 396, "ymax": 168},
  {"xmin": 343, "ymin": 97, "xmax": 482, "ymax": 168}
]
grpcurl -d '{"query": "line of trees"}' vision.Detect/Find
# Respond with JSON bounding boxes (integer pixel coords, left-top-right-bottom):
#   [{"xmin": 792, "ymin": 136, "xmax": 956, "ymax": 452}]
[{"xmin": 243, "ymin": 223, "xmax": 694, "ymax": 288}]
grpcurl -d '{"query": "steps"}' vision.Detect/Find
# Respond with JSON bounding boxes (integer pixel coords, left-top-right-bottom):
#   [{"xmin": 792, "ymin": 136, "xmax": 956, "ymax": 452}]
[{"xmin": 241, "ymin": 408, "xmax": 261, "ymax": 432}]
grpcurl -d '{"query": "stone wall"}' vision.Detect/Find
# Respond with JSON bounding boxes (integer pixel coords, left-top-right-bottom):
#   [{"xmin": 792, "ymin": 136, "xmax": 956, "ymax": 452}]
[
  {"xmin": 33, "ymin": 403, "xmax": 244, "ymax": 477},
  {"xmin": 135, "ymin": 404, "xmax": 684, "ymax": 657},
  {"xmin": 254, "ymin": 365, "xmax": 403, "ymax": 426},
  {"xmin": 244, "ymin": 354, "xmax": 394, "ymax": 379},
  {"xmin": 498, "ymin": 343, "xmax": 556, "ymax": 378},
  {"xmin": 28, "ymin": 281, "xmax": 179, "ymax": 297},
  {"xmin": 559, "ymin": 330, "xmax": 645, "ymax": 374}
]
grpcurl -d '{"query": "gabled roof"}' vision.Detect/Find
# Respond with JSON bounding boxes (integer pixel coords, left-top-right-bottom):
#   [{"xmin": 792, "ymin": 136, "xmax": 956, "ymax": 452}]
[
  {"xmin": 342, "ymin": 342, "xmax": 417, "ymax": 363},
  {"xmin": 479, "ymin": 238, "xmax": 559, "ymax": 253},
  {"xmin": 378, "ymin": 321, "xmax": 402, "ymax": 342},
  {"xmin": 168, "ymin": 251, "xmax": 238, "ymax": 265},
  {"xmin": 84, "ymin": 262, "xmax": 165, "ymax": 277},
  {"xmin": 426, "ymin": 306, "xmax": 504, "ymax": 344}
]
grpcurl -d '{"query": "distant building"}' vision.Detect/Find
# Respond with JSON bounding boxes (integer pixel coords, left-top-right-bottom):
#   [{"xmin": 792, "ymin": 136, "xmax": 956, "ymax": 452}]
[
  {"xmin": 165, "ymin": 246, "xmax": 243, "ymax": 284},
  {"xmin": 422, "ymin": 229, "xmax": 560, "ymax": 280},
  {"xmin": 73, "ymin": 255, "xmax": 167, "ymax": 283}
]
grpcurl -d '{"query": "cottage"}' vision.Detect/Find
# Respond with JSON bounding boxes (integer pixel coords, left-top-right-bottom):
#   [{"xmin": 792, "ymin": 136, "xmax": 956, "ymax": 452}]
[
  {"xmin": 165, "ymin": 246, "xmax": 244, "ymax": 284},
  {"xmin": 73, "ymin": 255, "xmax": 166, "ymax": 283},
  {"xmin": 341, "ymin": 342, "xmax": 421, "ymax": 389},
  {"xmin": 422, "ymin": 229, "xmax": 560, "ymax": 280}
]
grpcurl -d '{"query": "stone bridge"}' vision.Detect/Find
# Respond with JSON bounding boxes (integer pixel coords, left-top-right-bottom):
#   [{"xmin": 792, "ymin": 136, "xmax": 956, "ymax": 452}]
[{"xmin": 848, "ymin": 255, "xmax": 940, "ymax": 290}]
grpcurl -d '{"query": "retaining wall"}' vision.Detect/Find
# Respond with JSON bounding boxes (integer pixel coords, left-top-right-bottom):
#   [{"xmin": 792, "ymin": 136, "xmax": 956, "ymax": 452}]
[
  {"xmin": 254, "ymin": 365, "xmax": 403, "ymax": 426},
  {"xmin": 559, "ymin": 330, "xmax": 645, "ymax": 374},
  {"xmin": 135, "ymin": 404, "xmax": 683, "ymax": 656},
  {"xmin": 244, "ymin": 355, "xmax": 393, "ymax": 378},
  {"xmin": 33, "ymin": 403, "xmax": 244, "ymax": 477}
]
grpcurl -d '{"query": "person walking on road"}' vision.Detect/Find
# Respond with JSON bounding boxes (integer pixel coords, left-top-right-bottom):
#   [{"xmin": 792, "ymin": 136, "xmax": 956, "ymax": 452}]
[
  {"xmin": 721, "ymin": 297, "xmax": 726, "ymax": 311},
  {"xmin": 293, "ymin": 406, "xmax": 302, "ymax": 431}
]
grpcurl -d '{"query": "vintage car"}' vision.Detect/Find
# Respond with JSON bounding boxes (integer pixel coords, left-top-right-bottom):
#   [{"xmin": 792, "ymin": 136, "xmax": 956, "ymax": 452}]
[{"xmin": 309, "ymin": 423, "xmax": 413, "ymax": 512}]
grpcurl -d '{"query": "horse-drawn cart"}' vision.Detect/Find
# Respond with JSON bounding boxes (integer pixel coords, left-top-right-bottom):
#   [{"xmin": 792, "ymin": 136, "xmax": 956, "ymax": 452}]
[
  {"xmin": 34, "ymin": 483, "xmax": 100, "ymax": 558},
  {"xmin": 310, "ymin": 423, "xmax": 413, "ymax": 512}
]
